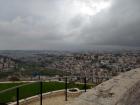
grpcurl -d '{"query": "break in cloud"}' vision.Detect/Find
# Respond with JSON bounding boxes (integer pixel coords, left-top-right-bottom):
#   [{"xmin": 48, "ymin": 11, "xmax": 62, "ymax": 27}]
[{"xmin": 0, "ymin": 0, "xmax": 140, "ymax": 50}]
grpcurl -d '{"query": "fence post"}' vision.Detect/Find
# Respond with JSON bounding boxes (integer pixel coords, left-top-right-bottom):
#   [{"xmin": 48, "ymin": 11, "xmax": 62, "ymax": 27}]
[
  {"xmin": 16, "ymin": 88, "xmax": 19, "ymax": 105},
  {"xmin": 65, "ymin": 77, "xmax": 67, "ymax": 101},
  {"xmin": 84, "ymin": 77, "xmax": 87, "ymax": 92},
  {"xmin": 40, "ymin": 81, "xmax": 43, "ymax": 105}
]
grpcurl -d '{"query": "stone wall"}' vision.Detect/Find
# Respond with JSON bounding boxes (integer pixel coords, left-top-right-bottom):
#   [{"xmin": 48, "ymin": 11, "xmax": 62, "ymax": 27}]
[
  {"xmin": 117, "ymin": 80, "xmax": 140, "ymax": 105},
  {"xmin": 68, "ymin": 68, "xmax": 140, "ymax": 105}
]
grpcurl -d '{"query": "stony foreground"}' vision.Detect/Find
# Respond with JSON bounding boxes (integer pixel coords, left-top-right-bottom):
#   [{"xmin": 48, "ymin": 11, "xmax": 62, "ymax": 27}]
[{"xmin": 68, "ymin": 68, "xmax": 140, "ymax": 105}]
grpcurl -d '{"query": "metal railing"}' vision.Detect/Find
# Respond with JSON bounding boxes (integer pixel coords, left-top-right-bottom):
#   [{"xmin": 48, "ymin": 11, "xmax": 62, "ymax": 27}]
[{"xmin": 0, "ymin": 77, "xmax": 89, "ymax": 105}]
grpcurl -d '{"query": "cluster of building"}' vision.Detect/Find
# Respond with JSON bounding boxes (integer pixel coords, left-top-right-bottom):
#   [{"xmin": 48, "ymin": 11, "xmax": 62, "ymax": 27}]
[
  {"xmin": 0, "ymin": 51, "xmax": 140, "ymax": 83},
  {"xmin": 47, "ymin": 52, "xmax": 140, "ymax": 83},
  {"xmin": 0, "ymin": 56, "xmax": 16, "ymax": 72}
]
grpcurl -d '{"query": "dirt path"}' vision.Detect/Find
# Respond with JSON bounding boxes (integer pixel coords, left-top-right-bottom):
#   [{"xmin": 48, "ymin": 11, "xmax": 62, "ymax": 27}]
[{"xmin": 28, "ymin": 95, "xmax": 77, "ymax": 105}]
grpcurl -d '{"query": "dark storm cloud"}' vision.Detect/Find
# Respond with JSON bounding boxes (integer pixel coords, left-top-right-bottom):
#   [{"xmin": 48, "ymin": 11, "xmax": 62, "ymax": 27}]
[
  {"xmin": 0, "ymin": 0, "xmax": 140, "ymax": 50},
  {"xmin": 74, "ymin": 0, "xmax": 140, "ymax": 47}
]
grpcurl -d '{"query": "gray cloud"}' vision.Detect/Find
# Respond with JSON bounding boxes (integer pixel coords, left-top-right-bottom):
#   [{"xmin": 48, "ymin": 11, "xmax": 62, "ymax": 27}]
[{"xmin": 0, "ymin": 0, "xmax": 140, "ymax": 50}]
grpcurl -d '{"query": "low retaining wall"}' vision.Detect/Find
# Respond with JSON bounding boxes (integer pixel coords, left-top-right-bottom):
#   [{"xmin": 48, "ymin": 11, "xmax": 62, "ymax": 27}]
[
  {"xmin": 67, "ymin": 88, "xmax": 81, "ymax": 97},
  {"xmin": 68, "ymin": 68, "xmax": 140, "ymax": 105},
  {"xmin": 117, "ymin": 80, "xmax": 140, "ymax": 105},
  {"xmin": 8, "ymin": 90, "xmax": 64, "ymax": 105},
  {"xmin": 9, "ymin": 89, "xmax": 82, "ymax": 105}
]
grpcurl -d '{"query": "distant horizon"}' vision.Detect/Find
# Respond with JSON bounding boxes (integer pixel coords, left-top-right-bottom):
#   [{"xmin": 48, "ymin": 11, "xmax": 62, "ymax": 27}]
[{"xmin": 0, "ymin": 45, "xmax": 140, "ymax": 52}]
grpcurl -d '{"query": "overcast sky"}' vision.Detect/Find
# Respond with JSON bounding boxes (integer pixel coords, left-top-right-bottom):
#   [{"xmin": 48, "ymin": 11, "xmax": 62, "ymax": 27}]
[{"xmin": 0, "ymin": 0, "xmax": 140, "ymax": 50}]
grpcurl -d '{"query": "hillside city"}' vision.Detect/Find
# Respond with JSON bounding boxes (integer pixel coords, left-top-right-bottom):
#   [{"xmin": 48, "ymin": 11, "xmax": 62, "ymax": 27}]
[{"xmin": 0, "ymin": 50, "xmax": 140, "ymax": 84}]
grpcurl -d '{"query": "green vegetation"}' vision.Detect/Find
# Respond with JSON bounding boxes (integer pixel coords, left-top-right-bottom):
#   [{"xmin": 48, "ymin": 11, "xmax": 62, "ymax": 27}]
[
  {"xmin": 20, "ymin": 68, "xmax": 66, "ymax": 77},
  {"xmin": 0, "ymin": 62, "xmax": 67, "ymax": 79},
  {"xmin": 0, "ymin": 83, "xmax": 23, "ymax": 91},
  {"xmin": 16, "ymin": 62, "xmax": 67, "ymax": 77},
  {"xmin": 0, "ymin": 70, "xmax": 16, "ymax": 79},
  {"xmin": 39, "ymin": 69, "xmax": 67, "ymax": 76},
  {"xmin": 0, "ymin": 82, "xmax": 93, "ymax": 103}
]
